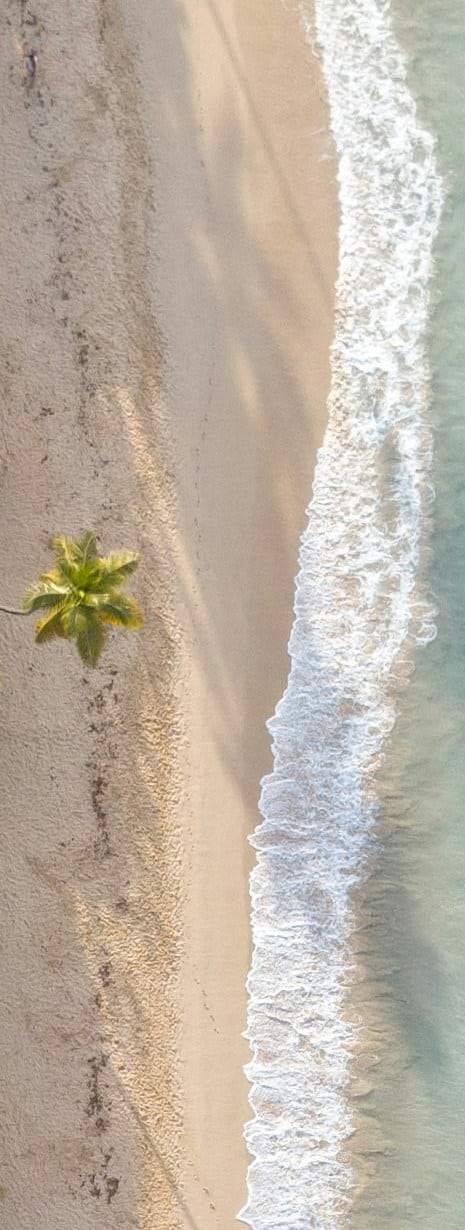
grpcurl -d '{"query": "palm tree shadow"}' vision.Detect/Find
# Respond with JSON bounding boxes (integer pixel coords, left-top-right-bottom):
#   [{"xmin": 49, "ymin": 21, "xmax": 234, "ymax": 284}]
[
  {"xmin": 120, "ymin": 0, "xmax": 338, "ymax": 826},
  {"xmin": 122, "ymin": 1090, "xmax": 203, "ymax": 1230}
]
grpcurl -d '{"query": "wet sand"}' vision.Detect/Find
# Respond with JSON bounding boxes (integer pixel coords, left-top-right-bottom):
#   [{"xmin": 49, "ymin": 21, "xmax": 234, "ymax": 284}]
[{"xmin": 0, "ymin": 1, "xmax": 337, "ymax": 1226}]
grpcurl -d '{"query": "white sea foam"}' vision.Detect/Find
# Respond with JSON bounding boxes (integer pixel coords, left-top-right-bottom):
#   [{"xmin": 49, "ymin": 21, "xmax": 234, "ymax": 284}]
[{"xmin": 239, "ymin": 2, "xmax": 444, "ymax": 1227}]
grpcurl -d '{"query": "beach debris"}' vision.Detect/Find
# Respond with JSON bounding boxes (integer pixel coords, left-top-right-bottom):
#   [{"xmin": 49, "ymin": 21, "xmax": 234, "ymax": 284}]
[{"xmin": 26, "ymin": 50, "xmax": 38, "ymax": 78}]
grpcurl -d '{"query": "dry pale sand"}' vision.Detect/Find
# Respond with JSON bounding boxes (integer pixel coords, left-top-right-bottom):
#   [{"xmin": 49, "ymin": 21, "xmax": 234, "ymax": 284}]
[{"xmin": 0, "ymin": 2, "xmax": 337, "ymax": 1228}]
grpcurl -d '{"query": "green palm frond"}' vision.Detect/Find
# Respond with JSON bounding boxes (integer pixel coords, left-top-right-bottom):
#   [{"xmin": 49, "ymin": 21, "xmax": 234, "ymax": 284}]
[
  {"xmin": 97, "ymin": 594, "xmax": 144, "ymax": 628},
  {"xmin": 78, "ymin": 530, "xmax": 99, "ymax": 564},
  {"xmin": 52, "ymin": 536, "xmax": 76, "ymax": 566},
  {"xmin": 99, "ymin": 550, "xmax": 140, "ymax": 588},
  {"xmin": 39, "ymin": 568, "xmax": 65, "ymax": 585},
  {"xmin": 35, "ymin": 608, "xmax": 69, "ymax": 644},
  {"xmin": 53, "ymin": 530, "xmax": 98, "ymax": 568},
  {"xmin": 74, "ymin": 611, "xmax": 107, "ymax": 667},
  {"xmin": 23, "ymin": 580, "xmax": 69, "ymax": 613}
]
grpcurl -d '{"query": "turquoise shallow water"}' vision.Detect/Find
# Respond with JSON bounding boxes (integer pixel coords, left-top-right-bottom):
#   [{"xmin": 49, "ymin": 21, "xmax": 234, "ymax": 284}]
[
  {"xmin": 352, "ymin": 1, "xmax": 465, "ymax": 1224},
  {"xmin": 240, "ymin": 3, "xmax": 465, "ymax": 1226}
]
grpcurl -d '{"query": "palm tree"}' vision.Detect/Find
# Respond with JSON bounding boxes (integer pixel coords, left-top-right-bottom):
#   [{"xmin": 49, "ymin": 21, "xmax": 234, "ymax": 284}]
[{"xmin": 22, "ymin": 530, "xmax": 144, "ymax": 667}]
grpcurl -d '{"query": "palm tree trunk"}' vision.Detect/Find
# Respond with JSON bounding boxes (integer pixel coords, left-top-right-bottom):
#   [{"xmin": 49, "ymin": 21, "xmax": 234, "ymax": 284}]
[{"xmin": 0, "ymin": 605, "xmax": 29, "ymax": 616}]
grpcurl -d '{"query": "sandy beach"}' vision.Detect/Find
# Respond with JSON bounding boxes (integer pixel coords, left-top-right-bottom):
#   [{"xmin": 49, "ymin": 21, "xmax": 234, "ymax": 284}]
[{"xmin": 0, "ymin": 2, "xmax": 337, "ymax": 1227}]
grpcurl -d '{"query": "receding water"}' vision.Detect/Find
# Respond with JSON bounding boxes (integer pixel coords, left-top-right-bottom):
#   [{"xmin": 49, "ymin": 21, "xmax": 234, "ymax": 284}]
[{"xmin": 351, "ymin": 1, "xmax": 465, "ymax": 1225}]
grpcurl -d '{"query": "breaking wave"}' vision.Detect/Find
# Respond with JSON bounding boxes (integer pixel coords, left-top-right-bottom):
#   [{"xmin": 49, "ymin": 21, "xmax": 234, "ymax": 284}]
[{"xmin": 239, "ymin": 1, "xmax": 444, "ymax": 1226}]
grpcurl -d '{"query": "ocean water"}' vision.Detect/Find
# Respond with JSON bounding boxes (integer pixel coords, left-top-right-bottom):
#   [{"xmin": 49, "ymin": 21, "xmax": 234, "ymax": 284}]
[{"xmin": 239, "ymin": 0, "xmax": 465, "ymax": 1226}]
